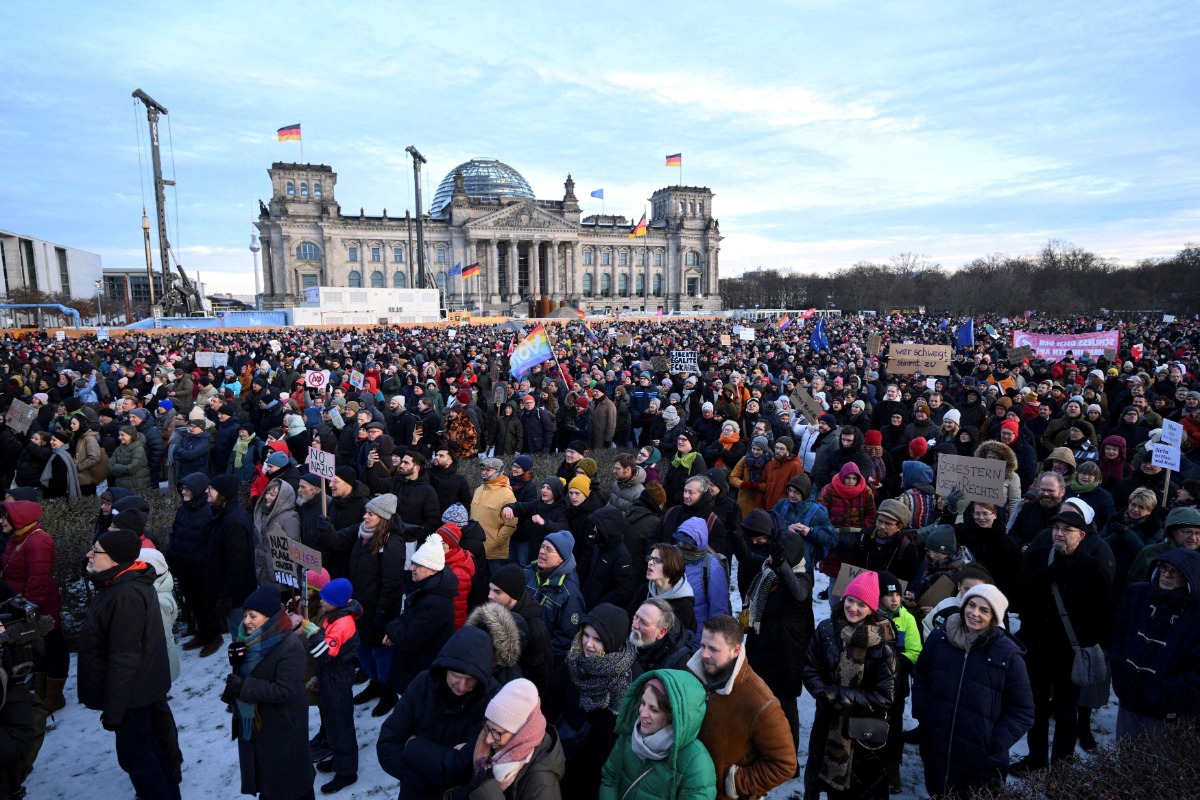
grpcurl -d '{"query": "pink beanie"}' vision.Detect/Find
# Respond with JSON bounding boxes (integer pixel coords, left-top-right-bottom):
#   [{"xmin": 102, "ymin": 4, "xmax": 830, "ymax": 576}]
[
  {"xmin": 306, "ymin": 568, "xmax": 331, "ymax": 591},
  {"xmin": 844, "ymin": 570, "xmax": 880, "ymax": 612}
]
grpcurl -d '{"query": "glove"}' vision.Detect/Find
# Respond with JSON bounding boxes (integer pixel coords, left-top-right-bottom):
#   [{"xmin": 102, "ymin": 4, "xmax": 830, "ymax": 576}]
[
  {"xmin": 220, "ymin": 673, "xmax": 244, "ymax": 705},
  {"xmin": 301, "ymin": 620, "xmax": 320, "ymax": 638},
  {"xmin": 215, "ymin": 598, "xmax": 233, "ymax": 617},
  {"xmin": 100, "ymin": 713, "xmax": 120, "ymax": 732},
  {"xmin": 228, "ymin": 641, "xmax": 247, "ymax": 670},
  {"xmin": 819, "ymin": 686, "xmax": 839, "ymax": 707},
  {"xmin": 946, "ymin": 487, "xmax": 965, "ymax": 513},
  {"xmin": 743, "ymin": 480, "xmax": 759, "ymax": 490},
  {"xmin": 768, "ymin": 540, "xmax": 787, "ymax": 565}
]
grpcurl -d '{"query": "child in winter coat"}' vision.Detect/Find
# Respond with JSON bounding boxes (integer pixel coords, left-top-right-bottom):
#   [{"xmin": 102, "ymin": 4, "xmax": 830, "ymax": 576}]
[
  {"xmin": 877, "ymin": 570, "xmax": 922, "ymax": 793},
  {"xmin": 302, "ymin": 578, "xmax": 361, "ymax": 794}
]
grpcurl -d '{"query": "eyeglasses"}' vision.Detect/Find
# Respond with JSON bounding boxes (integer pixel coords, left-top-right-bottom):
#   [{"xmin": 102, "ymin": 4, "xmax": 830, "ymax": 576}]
[
  {"xmin": 646, "ymin": 556, "xmax": 663, "ymax": 565},
  {"xmin": 89, "ymin": 546, "xmax": 107, "ymax": 556},
  {"xmin": 1050, "ymin": 524, "xmax": 1080, "ymax": 535},
  {"xmin": 482, "ymin": 722, "xmax": 510, "ymax": 740}
]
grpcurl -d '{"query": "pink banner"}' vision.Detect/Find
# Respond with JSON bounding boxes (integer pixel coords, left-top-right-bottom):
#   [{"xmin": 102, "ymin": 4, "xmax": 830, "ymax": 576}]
[{"xmin": 1011, "ymin": 330, "xmax": 1120, "ymax": 360}]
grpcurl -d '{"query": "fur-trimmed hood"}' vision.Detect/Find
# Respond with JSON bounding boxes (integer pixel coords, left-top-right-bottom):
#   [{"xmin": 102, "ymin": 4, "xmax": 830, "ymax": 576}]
[
  {"xmin": 974, "ymin": 439, "xmax": 1018, "ymax": 477},
  {"xmin": 465, "ymin": 601, "xmax": 523, "ymax": 670}
]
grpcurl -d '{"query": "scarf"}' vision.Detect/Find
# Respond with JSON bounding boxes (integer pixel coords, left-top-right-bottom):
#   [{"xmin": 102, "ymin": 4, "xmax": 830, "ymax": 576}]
[
  {"xmin": 473, "ymin": 703, "xmax": 548, "ymax": 790},
  {"xmin": 235, "ymin": 610, "xmax": 292, "ymax": 741},
  {"xmin": 630, "ymin": 724, "xmax": 675, "ymax": 761},
  {"xmin": 744, "ymin": 449, "xmax": 771, "ymax": 483},
  {"xmin": 672, "ymin": 450, "xmax": 698, "ymax": 470},
  {"xmin": 41, "ymin": 444, "xmax": 82, "ymax": 497},
  {"xmin": 943, "ymin": 612, "xmax": 988, "ymax": 651},
  {"xmin": 566, "ymin": 639, "xmax": 637, "ymax": 713},
  {"xmin": 745, "ymin": 554, "xmax": 807, "ymax": 632},
  {"xmin": 819, "ymin": 617, "xmax": 893, "ymax": 791},
  {"xmin": 831, "ymin": 472, "xmax": 867, "ymax": 500},
  {"xmin": 1070, "ymin": 477, "xmax": 1099, "ymax": 495},
  {"xmin": 232, "ymin": 434, "xmax": 254, "ymax": 468}
]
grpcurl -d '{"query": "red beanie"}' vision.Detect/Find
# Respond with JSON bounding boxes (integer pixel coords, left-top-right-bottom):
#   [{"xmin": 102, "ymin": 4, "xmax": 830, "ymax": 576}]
[
  {"xmin": 575, "ymin": 395, "xmax": 590, "ymax": 409},
  {"xmin": 436, "ymin": 523, "xmax": 462, "ymax": 549},
  {"xmin": 1001, "ymin": 419, "xmax": 1020, "ymax": 438},
  {"xmin": 864, "ymin": 430, "xmax": 883, "ymax": 446},
  {"xmin": 456, "ymin": 390, "xmax": 471, "ymax": 405},
  {"xmin": 908, "ymin": 437, "xmax": 929, "ymax": 457}
]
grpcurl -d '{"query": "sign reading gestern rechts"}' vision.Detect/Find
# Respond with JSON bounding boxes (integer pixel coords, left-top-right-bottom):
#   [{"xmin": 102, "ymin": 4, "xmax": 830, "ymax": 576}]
[{"xmin": 935, "ymin": 453, "xmax": 1007, "ymax": 505}]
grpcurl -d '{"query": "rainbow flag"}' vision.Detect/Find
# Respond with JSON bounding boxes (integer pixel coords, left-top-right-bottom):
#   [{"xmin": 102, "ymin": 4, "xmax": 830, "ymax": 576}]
[
  {"xmin": 575, "ymin": 307, "xmax": 586, "ymax": 318},
  {"xmin": 665, "ymin": 153, "xmax": 682, "ymax": 167},
  {"xmin": 509, "ymin": 323, "xmax": 553, "ymax": 379},
  {"xmin": 777, "ymin": 314, "xmax": 791, "ymax": 330},
  {"xmin": 629, "ymin": 212, "xmax": 648, "ymax": 239},
  {"xmin": 462, "ymin": 263, "xmax": 481, "ymax": 279},
  {"xmin": 277, "ymin": 124, "xmax": 301, "ymax": 141}
]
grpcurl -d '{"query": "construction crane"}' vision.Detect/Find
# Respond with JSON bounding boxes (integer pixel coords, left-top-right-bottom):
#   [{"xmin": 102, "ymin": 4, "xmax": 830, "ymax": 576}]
[{"xmin": 132, "ymin": 88, "xmax": 206, "ymax": 317}]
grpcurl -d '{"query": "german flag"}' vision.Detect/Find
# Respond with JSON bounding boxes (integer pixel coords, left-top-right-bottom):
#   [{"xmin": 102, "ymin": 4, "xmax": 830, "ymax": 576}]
[
  {"xmin": 665, "ymin": 153, "xmax": 682, "ymax": 167},
  {"xmin": 462, "ymin": 263, "xmax": 481, "ymax": 279},
  {"xmin": 277, "ymin": 124, "xmax": 301, "ymax": 141},
  {"xmin": 629, "ymin": 212, "xmax": 648, "ymax": 239}
]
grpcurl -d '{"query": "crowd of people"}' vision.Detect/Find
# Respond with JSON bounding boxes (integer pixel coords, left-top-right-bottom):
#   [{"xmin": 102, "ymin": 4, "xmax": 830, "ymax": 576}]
[{"xmin": 1, "ymin": 308, "xmax": 1199, "ymax": 800}]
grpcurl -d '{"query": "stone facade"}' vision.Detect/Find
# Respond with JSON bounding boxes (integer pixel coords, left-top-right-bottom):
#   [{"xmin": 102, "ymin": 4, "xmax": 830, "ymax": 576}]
[{"xmin": 254, "ymin": 160, "xmax": 723, "ymax": 313}]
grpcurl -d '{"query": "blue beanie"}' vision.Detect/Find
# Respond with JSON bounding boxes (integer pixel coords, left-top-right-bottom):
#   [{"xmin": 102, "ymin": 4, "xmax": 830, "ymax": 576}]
[
  {"xmin": 159, "ymin": 399, "xmax": 173, "ymax": 411},
  {"xmin": 545, "ymin": 530, "xmax": 574, "ymax": 561},
  {"xmin": 265, "ymin": 451, "xmax": 290, "ymax": 468},
  {"xmin": 513, "ymin": 455, "xmax": 534, "ymax": 473},
  {"xmin": 321, "ymin": 578, "xmax": 353, "ymax": 608}
]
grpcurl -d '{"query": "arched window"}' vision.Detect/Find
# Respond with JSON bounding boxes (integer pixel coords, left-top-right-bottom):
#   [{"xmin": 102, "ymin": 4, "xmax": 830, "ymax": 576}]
[
  {"xmin": 371, "ymin": 271, "xmax": 385, "ymax": 288},
  {"xmin": 393, "ymin": 271, "xmax": 407, "ymax": 288},
  {"xmin": 582, "ymin": 273, "xmax": 594, "ymax": 297},
  {"xmin": 300, "ymin": 182, "xmax": 309, "ymax": 197},
  {"xmin": 698, "ymin": 201, "xmax": 703, "ymax": 216},
  {"xmin": 296, "ymin": 241, "xmax": 321, "ymax": 260},
  {"xmin": 314, "ymin": 182, "xmax": 323, "ymax": 197},
  {"xmin": 583, "ymin": 250, "xmax": 593, "ymax": 266},
  {"xmin": 348, "ymin": 270, "xmax": 362, "ymax": 288},
  {"xmin": 653, "ymin": 274, "xmax": 663, "ymax": 296},
  {"xmin": 286, "ymin": 181, "xmax": 295, "ymax": 196},
  {"xmin": 600, "ymin": 274, "xmax": 611, "ymax": 297},
  {"xmin": 636, "ymin": 274, "xmax": 645, "ymax": 297},
  {"xmin": 618, "ymin": 274, "xmax": 629, "ymax": 296},
  {"xmin": 436, "ymin": 271, "xmax": 448, "ymax": 292},
  {"xmin": 685, "ymin": 251, "xmax": 699, "ymax": 266}
]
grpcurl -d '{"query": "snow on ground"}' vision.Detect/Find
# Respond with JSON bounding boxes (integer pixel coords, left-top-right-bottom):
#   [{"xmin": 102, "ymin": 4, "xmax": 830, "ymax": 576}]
[{"xmin": 29, "ymin": 569, "xmax": 1117, "ymax": 800}]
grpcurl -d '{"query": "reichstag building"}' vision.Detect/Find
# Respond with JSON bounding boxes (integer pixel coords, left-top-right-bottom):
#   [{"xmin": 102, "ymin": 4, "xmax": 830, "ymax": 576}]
[{"xmin": 254, "ymin": 158, "xmax": 722, "ymax": 314}]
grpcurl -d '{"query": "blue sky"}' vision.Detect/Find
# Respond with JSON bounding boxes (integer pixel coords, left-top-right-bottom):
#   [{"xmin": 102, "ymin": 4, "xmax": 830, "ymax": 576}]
[{"xmin": 2, "ymin": 1, "xmax": 1197, "ymax": 295}]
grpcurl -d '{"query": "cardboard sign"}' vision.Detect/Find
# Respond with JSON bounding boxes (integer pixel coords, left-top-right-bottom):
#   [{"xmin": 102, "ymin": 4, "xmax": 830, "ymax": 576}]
[
  {"xmin": 342, "ymin": 334, "xmax": 352, "ymax": 343},
  {"xmin": 492, "ymin": 382, "xmax": 509, "ymax": 408},
  {"xmin": 888, "ymin": 343, "xmax": 952, "ymax": 376},
  {"xmin": 305, "ymin": 370, "xmax": 328, "ymax": 389},
  {"xmin": 935, "ymin": 453, "xmax": 1007, "ymax": 505},
  {"xmin": 650, "ymin": 356, "xmax": 670, "ymax": 373},
  {"xmin": 833, "ymin": 561, "xmax": 906, "ymax": 597},
  {"xmin": 1007, "ymin": 345, "xmax": 1035, "ymax": 362},
  {"xmin": 96, "ymin": 329, "xmax": 110, "ymax": 341},
  {"xmin": 1161, "ymin": 418, "xmax": 1184, "ymax": 449},
  {"xmin": 670, "ymin": 350, "xmax": 699, "ymax": 373},
  {"xmin": 349, "ymin": 370, "xmax": 365, "ymax": 389},
  {"xmin": 916, "ymin": 575, "xmax": 957, "ymax": 610},
  {"xmin": 866, "ymin": 333, "xmax": 882, "ymax": 356},
  {"xmin": 1152, "ymin": 443, "xmax": 1181, "ymax": 472},
  {"xmin": 4, "ymin": 399, "xmax": 37, "ymax": 434},
  {"xmin": 267, "ymin": 525, "xmax": 323, "ymax": 591},
  {"xmin": 616, "ymin": 334, "xmax": 633, "ymax": 347},
  {"xmin": 1103, "ymin": 348, "xmax": 1118, "ymax": 361},
  {"xmin": 719, "ymin": 335, "xmax": 731, "ymax": 346},
  {"xmin": 308, "ymin": 446, "xmax": 336, "ymax": 479},
  {"xmin": 793, "ymin": 388, "xmax": 826, "ymax": 425}
]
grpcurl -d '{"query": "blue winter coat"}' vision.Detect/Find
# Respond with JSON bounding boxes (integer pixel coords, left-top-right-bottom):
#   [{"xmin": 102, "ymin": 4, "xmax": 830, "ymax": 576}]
[
  {"xmin": 1110, "ymin": 548, "xmax": 1200, "ymax": 720},
  {"xmin": 174, "ymin": 429, "xmax": 212, "ymax": 478},
  {"xmin": 524, "ymin": 558, "xmax": 586, "ymax": 661},
  {"xmin": 675, "ymin": 517, "xmax": 730, "ymax": 635},
  {"xmin": 912, "ymin": 620, "xmax": 1035, "ymax": 796}
]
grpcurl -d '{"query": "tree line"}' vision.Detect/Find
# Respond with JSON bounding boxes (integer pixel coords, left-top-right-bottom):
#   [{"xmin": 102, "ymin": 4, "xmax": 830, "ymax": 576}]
[{"xmin": 719, "ymin": 240, "xmax": 1200, "ymax": 316}]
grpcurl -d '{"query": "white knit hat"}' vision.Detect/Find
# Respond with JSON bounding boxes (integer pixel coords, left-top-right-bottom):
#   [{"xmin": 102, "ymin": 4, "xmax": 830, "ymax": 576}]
[
  {"xmin": 962, "ymin": 584, "xmax": 1009, "ymax": 628},
  {"xmin": 412, "ymin": 534, "xmax": 445, "ymax": 571},
  {"xmin": 486, "ymin": 678, "xmax": 540, "ymax": 734}
]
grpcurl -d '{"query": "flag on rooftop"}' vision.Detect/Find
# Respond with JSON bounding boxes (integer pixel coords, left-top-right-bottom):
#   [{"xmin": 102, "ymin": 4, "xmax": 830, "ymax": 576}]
[
  {"xmin": 277, "ymin": 124, "xmax": 301, "ymax": 141},
  {"xmin": 629, "ymin": 212, "xmax": 648, "ymax": 239},
  {"xmin": 665, "ymin": 153, "xmax": 682, "ymax": 167},
  {"xmin": 590, "ymin": 189, "xmax": 604, "ymax": 199}
]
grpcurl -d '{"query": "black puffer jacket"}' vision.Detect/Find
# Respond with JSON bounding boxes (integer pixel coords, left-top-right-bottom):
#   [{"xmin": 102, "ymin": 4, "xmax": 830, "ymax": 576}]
[
  {"xmin": 135, "ymin": 419, "xmax": 165, "ymax": 483},
  {"xmin": 349, "ymin": 531, "xmax": 408, "ymax": 647},
  {"xmin": 77, "ymin": 562, "xmax": 171, "ymax": 723},
  {"xmin": 581, "ymin": 505, "xmax": 636, "ymax": 610},
  {"xmin": 389, "ymin": 471, "xmax": 443, "ymax": 541},
  {"xmin": 12, "ymin": 434, "xmax": 50, "ymax": 489},
  {"xmin": 206, "ymin": 497, "xmax": 256, "ymax": 610},
  {"xmin": 166, "ymin": 472, "xmax": 213, "ymax": 572},
  {"xmin": 377, "ymin": 626, "xmax": 499, "ymax": 800},
  {"xmin": 384, "ymin": 567, "xmax": 458, "ymax": 694}
]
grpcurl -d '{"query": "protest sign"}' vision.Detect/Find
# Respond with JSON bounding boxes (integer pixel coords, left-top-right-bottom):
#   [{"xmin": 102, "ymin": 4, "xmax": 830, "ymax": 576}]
[
  {"xmin": 917, "ymin": 575, "xmax": 957, "ymax": 610},
  {"xmin": 4, "ymin": 399, "xmax": 37, "ymax": 434},
  {"xmin": 887, "ymin": 343, "xmax": 952, "ymax": 376},
  {"xmin": 194, "ymin": 351, "xmax": 229, "ymax": 368},
  {"xmin": 935, "ymin": 453, "xmax": 1007, "ymax": 505},
  {"xmin": 1164, "ymin": 314, "xmax": 1176, "ymax": 323},
  {"xmin": 793, "ymin": 388, "xmax": 825, "ymax": 425},
  {"xmin": 448, "ymin": 329, "xmax": 457, "ymax": 340},
  {"xmin": 1161, "ymin": 418, "xmax": 1184, "ymax": 449},
  {"xmin": 866, "ymin": 333, "xmax": 882, "ymax": 356},
  {"xmin": 739, "ymin": 329, "xmax": 756, "ymax": 342},
  {"xmin": 267, "ymin": 526, "xmax": 323, "ymax": 591},
  {"xmin": 1011, "ymin": 330, "xmax": 1120, "ymax": 360},
  {"xmin": 305, "ymin": 370, "xmax": 328, "ymax": 389},
  {"xmin": 670, "ymin": 350, "xmax": 699, "ymax": 373},
  {"xmin": 269, "ymin": 339, "xmax": 281, "ymax": 353},
  {"xmin": 616, "ymin": 334, "xmax": 632, "ymax": 347},
  {"xmin": 308, "ymin": 446, "xmax": 336, "ymax": 480},
  {"xmin": 349, "ymin": 370, "xmax": 365, "ymax": 389},
  {"xmin": 55, "ymin": 331, "xmax": 65, "ymax": 341},
  {"xmin": 834, "ymin": 562, "xmax": 906, "ymax": 597},
  {"xmin": 1007, "ymin": 345, "xmax": 1035, "ymax": 362},
  {"xmin": 719, "ymin": 335, "xmax": 731, "ymax": 346},
  {"xmin": 96, "ymin": 329, "xmax": 109, "ymax": 341},
  {"xmin": 1152, "ymin": 443, "xmax": 1181, "ymax": 472}
]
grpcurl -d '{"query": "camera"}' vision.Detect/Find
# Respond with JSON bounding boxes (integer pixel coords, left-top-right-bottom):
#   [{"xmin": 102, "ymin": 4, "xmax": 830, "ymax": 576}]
[{"xmin": 0, "ymin": 596, "xmax": 54, "ymax": 681}]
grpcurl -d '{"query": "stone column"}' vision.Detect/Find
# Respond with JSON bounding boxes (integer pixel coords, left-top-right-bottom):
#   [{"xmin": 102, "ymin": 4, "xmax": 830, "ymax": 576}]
[
  {"xmin": 530, "ymin": 239, "xmax": 541, "ymax": 299},
  {"xmin": 548, "ymin": 240, "xmax": 558, "ymax": 303},
  {"xmin": 508, "ymin": 240, "xmax": 518, "ymax": 300},
  {"xmin": 571, "ymin": 242, "xmax": 581, "ymax": 298},
  {"xmin": 489, "ymin": 239, "xmax": 500, "ymax": 302}
]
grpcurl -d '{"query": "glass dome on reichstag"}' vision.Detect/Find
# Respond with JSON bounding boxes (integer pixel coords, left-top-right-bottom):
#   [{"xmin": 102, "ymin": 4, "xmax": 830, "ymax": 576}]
[{"xmin": 429, "ymin": 158, "xmax": 535, "ymax": 217}]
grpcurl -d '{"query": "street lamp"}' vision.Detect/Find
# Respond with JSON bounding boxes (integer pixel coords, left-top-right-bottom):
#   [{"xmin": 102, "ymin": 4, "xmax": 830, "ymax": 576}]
[
  {"xmin": 250, "ymin": 231, "xmax": 262, "ymax": 310},
  {"xmin": 95, "ymin": 279, "xmax": 104, "ymax": 325}
]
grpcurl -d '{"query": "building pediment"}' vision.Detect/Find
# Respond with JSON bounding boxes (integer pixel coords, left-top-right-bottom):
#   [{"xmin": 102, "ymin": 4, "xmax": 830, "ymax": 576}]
[{"xmin": 465, "ymin": 202, "xmax": 577, "ymax": 234}]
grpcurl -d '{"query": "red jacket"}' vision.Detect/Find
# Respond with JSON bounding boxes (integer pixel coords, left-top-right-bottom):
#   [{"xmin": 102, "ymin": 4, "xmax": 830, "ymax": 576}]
[
  {"xmin": 444, "ymin": 546, "xmax": 476, "ymax": 630},
  {"xmin": 1, "ymin": 501, "xmax": 62, "ymax": 623}
]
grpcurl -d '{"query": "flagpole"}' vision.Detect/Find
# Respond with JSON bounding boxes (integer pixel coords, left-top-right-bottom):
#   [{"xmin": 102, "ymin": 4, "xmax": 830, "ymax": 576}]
[{"xmin": 299, "ymin": 122, "xmax": 303, "ymax": 163}]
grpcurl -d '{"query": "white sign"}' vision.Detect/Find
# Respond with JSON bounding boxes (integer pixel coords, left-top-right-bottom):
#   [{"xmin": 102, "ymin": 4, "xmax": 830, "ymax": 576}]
[
  {"xmin": 55, "ymin": 331, "xmax": 65, "ymax": 341},
  {"xmin": 194, "ymin": 351, "xmax": 229, "ymax": 368},
  {"xmin": 96, "ymin": 329, "xmax": 110, "ymax": 341},
  {"xmin": 305, "ymin": 370, "xmax": 328, "ymax": 389},
  {"xmin": 447, "ymin": 329, "xmax": 457, "ymax": 340},
  {"xmin": 308, "ymin": 447, "xmax": 336, "ymax": 480},
  {"xmin": 669, "ymin": 350, "xmax": 699, "ymax": 373},
  {"xmin": 1152, "ymin": 443, "xmax": 1181, "ymax": 472},
  {"xmin": 1161, "ymin": 418, "xmax": 1184, "ymax": 449},
  {"xmin": 269, "ymin": 339, "xmax": 281, "ymax": 353},
  {"xmin": 1164, "ymin": 314, "xmax": 1176, "ymax": 323},
  {"xmin": 739, "ymin": 329, "xmax": 756, "ymax": 342},
  {"xmin": 342, "ymin": 334, "xmax": 352, "ymax": 343},
  {"xmin": 349, "ymin": 370, "xmax": 365, "ymax": 389}
]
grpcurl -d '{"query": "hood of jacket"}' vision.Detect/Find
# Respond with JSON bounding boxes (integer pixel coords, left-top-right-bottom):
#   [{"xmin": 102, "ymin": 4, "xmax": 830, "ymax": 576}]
[
  {"xmin": 0, "ymin": 500, "xmax": 42, "ymax": 532},
  {"xmin": 1151, "ymin": 548, "xmax": 1200, "ymax": 607},
  {"xmin": 674, "ymin": 516, "xmax": 710, "ymax": 551},
  {"xmin": 178, "ymin": 472, "xmax": 211, "ymax": 508},
  {"xmin": 431, "ymin": 624, "xmax": 496, "ymax": 685},
  {"xmin": 614, "ymin": 668, "xmax": 708, "ymax": 762},
  {"xmin": 465, "ymin": 601, "xmax": 524, "ymax": 670},
  {"xmin": 902, "ymin": 460, "xmax": 934, "ymax": 491},
  {"xmin": 588, "ymin": 505, "xmax": 626, "ymax": 549},
  {"xmin": 974, "ymin": 440, "xmax": 1017, "ymax": 476}
]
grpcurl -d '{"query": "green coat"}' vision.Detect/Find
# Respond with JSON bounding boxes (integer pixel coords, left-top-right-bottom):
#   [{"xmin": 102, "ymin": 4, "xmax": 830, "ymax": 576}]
[
  {"xmin": 107, "ymin": 434, "xmax": 151, "ymax": 490},
  {"xmin": 599, "ymin": 669, "xmax": 716, "ymax": 800}
]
